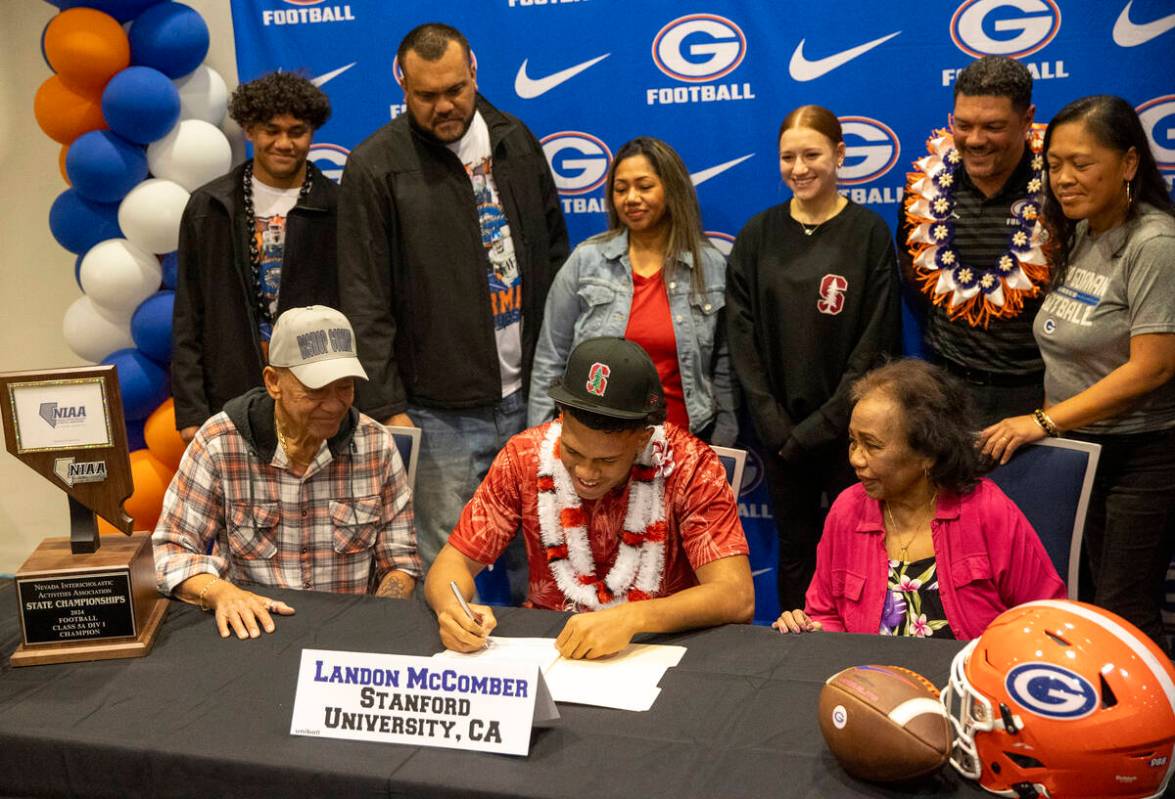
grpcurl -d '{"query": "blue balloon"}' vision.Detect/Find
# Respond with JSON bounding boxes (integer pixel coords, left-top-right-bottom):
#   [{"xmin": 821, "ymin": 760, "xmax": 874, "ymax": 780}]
[
  {"xmin": 53, "ymin": 0, "xmax": 167, "ymax": 24},
  {"xmin": 126, "ymin": 417, "xmax": 147, "ymax": 451},
  {"xmin": 160, "ymin": 251, "xmax": 178, "ymax": 289},
  {"xmin": 101, "ymin": 66, "xmax": 180, "ymax": 144},
  {"xmin": 130, "ymin": 291, "xmax": 174, "ymax": 363},
  {"xmin": 102, "ymin": 347, "xmax": 170, "ymax": 421},
  {"xmin": 65, "ymin": 130, "xmax": 148, "ymax": 204},
  {"xmin": 130, "ymin": 3, "xmax": 210, "ymax": 80},
  {"xmin": 74, "ymin": 252, "xmax": 85, "ymax": 289},
  {"xmin": 49, "ymin": 189, "xmax": 122, "ymax": 255}
]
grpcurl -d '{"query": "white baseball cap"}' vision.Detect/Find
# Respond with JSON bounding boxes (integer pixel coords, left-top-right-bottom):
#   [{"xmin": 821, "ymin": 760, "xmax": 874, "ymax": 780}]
[{"xmin": 268, "ymin": 306, "xmax": 368, "ymax": 389}]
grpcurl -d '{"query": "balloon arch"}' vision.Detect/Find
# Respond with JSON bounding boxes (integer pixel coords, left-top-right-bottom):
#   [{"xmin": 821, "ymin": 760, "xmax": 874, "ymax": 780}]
[{"xmin": 35, "ymin": 0, "xmax": 233, "ymax": 531}]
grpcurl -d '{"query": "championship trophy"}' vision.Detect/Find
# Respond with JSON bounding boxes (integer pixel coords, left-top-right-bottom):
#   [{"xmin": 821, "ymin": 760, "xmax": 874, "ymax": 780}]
[{"xmin": 0, "ymin": 365, "xmax": 167, "ymax": 666}]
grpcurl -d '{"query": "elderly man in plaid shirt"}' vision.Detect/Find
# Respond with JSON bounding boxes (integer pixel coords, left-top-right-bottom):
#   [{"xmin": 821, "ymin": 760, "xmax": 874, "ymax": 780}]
[{"xmin": 153, "ymin": 306, "xmax": 421, "ymax": 640}]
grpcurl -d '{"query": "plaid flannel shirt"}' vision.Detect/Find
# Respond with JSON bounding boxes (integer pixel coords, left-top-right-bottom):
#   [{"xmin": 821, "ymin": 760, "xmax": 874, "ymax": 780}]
[{"xmin": 153, "ymin": 411, "xmax": 420, "ymax": 596}]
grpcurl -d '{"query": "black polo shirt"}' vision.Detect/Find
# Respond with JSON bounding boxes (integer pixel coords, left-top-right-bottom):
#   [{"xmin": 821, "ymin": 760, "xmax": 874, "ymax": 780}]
[{"xmin": 899, "ymin": 148, "xmax": 1045, "ymax": 375}]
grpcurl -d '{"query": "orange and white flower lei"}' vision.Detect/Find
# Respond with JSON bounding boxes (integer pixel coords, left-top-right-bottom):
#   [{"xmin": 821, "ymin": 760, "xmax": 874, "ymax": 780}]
[
  {"xmin": 904, "ymin": 124, "xmax": 1048, "ymax": 328},
  {"xmin": 537, "ymin": 421, "xmax": 671, "ymax": 611}
]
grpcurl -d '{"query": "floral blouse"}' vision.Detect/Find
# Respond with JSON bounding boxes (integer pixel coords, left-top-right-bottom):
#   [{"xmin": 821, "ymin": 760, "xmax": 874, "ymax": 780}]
[{"xmin": 879, "ymin": 556, "xmax": 956, "ymax": 639}]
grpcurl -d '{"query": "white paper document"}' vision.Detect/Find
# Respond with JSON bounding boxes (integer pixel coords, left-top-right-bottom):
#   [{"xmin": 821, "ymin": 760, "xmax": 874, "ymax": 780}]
[{"xmin": 436, "ymin": 638, "xmax": 686, "ymax": 712}]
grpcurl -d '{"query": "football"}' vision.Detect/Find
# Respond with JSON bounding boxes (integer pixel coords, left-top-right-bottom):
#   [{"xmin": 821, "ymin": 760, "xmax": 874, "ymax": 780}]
[{"xmin": 818, "ymin": 664, "xmax": 953, "ymax": 783}]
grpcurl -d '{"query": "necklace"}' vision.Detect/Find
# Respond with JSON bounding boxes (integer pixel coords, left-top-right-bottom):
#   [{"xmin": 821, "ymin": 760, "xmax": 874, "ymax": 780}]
[
  {"xmin": 536, "ymin": 421, "xmax": 673, "ymax": 610},
  {"xmin": 242, "ymin": 161, "xmax": 314, "ymax": 330},
  {"xmin": 903, "ymin": 124, "xmax": 1048, "ymax": 329},
  {"xmin": 274, "ymin": 412, "xmax": 312, "ymax": 467},
  {"xmin": 792, "ymin": 199, "xmax": 838, "ymax": 237},
  {"xmin": 884, "ymin": 492, "xmax": 937, "ymax": 562}
]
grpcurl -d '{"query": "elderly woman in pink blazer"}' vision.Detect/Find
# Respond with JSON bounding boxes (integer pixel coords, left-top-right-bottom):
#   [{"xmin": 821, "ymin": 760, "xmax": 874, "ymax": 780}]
[{"xmin": 775, "ymin": 359, "xmax": 1065, "ymax": 640}]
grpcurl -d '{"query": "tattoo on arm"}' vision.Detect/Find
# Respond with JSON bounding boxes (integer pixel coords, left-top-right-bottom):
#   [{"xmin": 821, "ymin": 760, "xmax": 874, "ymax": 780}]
[{"xmin": 377, "ymin": 571, "xmax": 415, "ymax": 600}]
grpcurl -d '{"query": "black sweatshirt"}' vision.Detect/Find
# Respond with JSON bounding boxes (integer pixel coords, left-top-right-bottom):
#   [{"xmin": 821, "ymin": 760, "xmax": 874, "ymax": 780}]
[{"xmin": 725, "ymin": 200, "xmax": 900, "ymax": 458}]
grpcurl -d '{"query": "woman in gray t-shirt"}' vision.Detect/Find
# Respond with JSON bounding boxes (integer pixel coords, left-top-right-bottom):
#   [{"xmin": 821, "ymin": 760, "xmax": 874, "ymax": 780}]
[{"xmin": 980, "ymin": 95, "xmax": 1175, "ymax": 651}]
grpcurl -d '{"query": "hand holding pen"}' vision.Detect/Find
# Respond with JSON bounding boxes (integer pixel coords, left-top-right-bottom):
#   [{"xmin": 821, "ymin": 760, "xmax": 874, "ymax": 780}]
[{"xmin": 439, "ymin": 580, "xmax": 497, "ymax": 653}]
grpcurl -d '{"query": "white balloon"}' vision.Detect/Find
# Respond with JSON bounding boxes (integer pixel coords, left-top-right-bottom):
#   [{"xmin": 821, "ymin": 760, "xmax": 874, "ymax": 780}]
[
  {"xmin": 79, "ymin": 238, "xmax": 163, "ymax": 314},
  {"xmin": 147, "ymin": 120, "xmax": 232, "ymax": 192},
  {"xmin": 62, "ymin": 294, "xmax": 135, "ymax": 364},
  {"xmin": 118, "ymin": 179, "xmax": 190, "ymax": 254},
  {"xmin": 175, "ymin": 65, "xmax": 229, "ymax": 126}
]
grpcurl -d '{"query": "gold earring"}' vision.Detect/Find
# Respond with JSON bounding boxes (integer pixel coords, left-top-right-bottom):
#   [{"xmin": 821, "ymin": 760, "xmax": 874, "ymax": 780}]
[{"xmin": 1126, "ymin": 180, "xmax": 1134, "ymax": 208}]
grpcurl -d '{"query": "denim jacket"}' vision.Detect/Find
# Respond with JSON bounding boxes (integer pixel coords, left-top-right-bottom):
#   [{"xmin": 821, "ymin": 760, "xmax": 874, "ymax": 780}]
[{"xmin": 528, "ymin": 230, "xmax": 738, "ymax": 445}]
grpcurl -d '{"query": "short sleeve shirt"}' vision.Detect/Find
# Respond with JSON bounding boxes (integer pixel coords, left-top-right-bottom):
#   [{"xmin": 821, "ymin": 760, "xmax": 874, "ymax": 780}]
[
  {"xmin": 1035, "ymin": 206, "xmax": 1175, "ymax": 433},
  {"xmin": 448, "ymin": 422, "xmax": 749, "ymax": 610},
  {"xmin": 447, "ymin": 111, "xmax": 523, "ymax": 397},
  {"xmin": 625, "ymin": 270, "xmax": 688, "ymax": 430},
  {"xmin": 250, "ymin": 178, "xmax": 301, "ymax": 341}
]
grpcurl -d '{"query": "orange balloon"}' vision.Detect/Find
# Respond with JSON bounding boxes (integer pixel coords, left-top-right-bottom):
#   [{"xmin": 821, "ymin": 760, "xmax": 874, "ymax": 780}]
[
  {"xmin": 44, "ymin": 8, "xmax": 130, "ymax": 91},
  {"xmin": 144, "ymin": 398, "xmax": 187, "ymax": 471},
  {"xmin": 59, "ymin": 143, "xmax": 71, "ymax": 185},
  {"xmin": 123, "ymin": 449, "xmax": 176, "ymax": 532},
  {"xmin": 33, "ymin": 75, "xmax": 105, "ymax": 145}
]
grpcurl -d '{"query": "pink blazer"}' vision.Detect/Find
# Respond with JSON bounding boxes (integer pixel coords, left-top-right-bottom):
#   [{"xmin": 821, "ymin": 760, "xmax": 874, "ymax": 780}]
[{"xmin": 804, "ymin": 479, "xmax": 1067, "ymax": 640}]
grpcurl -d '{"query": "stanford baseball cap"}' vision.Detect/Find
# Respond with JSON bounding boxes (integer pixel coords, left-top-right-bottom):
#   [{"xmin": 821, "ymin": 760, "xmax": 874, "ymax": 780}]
[
  {"xmin": 268, "ymin": 306, "xmax": 368, "ymax": 389},
  {"xmin": 547, "ymin": 337, "xmax": 664, "ymax": 421}
]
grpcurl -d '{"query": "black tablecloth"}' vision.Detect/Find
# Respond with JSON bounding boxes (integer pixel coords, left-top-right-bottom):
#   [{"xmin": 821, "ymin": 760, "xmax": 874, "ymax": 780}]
[{"xmin": 0, "ymin": 580, "xmax": 988, "ymax": 799}]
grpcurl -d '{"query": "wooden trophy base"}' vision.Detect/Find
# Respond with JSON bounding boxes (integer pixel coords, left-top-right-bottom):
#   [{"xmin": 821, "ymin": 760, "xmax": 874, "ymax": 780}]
[{"xmin": 10, "ymin": 532, "xmax": 168, "ymax": 667}]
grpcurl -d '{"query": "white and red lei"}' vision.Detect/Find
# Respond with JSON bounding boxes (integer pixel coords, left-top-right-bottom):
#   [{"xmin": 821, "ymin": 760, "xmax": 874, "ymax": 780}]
[{"xmin": 536, "ymin": 421, "xmax": 673, "ymax": 611}]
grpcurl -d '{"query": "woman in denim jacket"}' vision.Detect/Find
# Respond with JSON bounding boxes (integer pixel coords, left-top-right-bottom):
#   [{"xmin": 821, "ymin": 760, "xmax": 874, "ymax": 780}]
[{"xmin": 528, "ymin": 137, "xmax": 737, "ymax": 445}]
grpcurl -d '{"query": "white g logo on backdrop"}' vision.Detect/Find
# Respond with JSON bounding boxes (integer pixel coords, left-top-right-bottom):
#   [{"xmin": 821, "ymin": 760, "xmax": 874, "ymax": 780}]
[
  {"xmin": 652, "ymin": 14, "xmax": 747, "ymax": 83},
  {"xmin": 541, "ymin": 132, "xmax": 612, "ymax": 195},
  {"xmin": 705, "ymin": 231, "xmax": 734, "ymax": 258},
  {"xmin": 951, "ymin": 0, "xmax": 1061, "ymax": 58},
  {"xmin": 1137, "ymin": 95, "xmax": 1175, "ymax": 171},
  {"xmin": 308, "ymin": 143, "xmax": 350, "ymax": 183},
  {"xmin": 837, "ymin": 117, "xmax": 900, "ymax": 186}
]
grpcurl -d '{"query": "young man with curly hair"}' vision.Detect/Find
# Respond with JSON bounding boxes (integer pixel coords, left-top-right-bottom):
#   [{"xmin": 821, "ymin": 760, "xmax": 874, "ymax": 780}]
[{"xmin": 173, "ymin": 71, "xmax": 339, "ymax": 441}]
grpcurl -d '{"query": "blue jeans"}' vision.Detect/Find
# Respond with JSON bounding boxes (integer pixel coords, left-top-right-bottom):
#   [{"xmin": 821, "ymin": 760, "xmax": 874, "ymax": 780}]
[{"xmin": 408, "ymin": 391, "xmax": 528, "ymax": 601}]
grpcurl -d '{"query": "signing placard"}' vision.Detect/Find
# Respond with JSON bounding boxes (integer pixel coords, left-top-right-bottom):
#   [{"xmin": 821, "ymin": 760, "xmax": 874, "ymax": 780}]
[{"xmin": 290, "ymin": 649, "xmax": 559, "ymax": 756}]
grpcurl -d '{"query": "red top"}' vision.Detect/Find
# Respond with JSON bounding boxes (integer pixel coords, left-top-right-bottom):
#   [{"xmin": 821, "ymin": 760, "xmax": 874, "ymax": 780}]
[
  {"xmin": 448, "ymin": 422, "xmax": 749, "ymax": 611},
  {"xmin": 804, "ymin": 479, "xmax": 1067, "ymax": 640},
  {"xmin": 625, "ymin": 270, "xmax": 688, "ymax": 430}
]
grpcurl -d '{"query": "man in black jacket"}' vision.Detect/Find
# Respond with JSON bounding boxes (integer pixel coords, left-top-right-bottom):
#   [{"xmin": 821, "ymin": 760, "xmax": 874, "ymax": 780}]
[
  {"xmin": 173, "ymin": 72, "xmax": 338, "ymax": 442},
  {"xmin": 337, "ymin": 23, "xmax": 569, "ymax": 579}
]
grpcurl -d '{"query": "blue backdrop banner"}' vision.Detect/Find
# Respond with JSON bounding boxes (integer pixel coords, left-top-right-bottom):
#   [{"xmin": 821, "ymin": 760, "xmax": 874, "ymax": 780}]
[{"xmin": 229, "ymin": 0, "xmax": 1175, "ymax": 621}]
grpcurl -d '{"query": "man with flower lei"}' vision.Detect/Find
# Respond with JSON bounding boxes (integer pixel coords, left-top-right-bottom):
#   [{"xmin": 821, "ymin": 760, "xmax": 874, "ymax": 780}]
[
  {"xmin": 898, "ymin": 56, "xmax": 1048, "ymax": 426},
  {"xmin": 425, "ymin": 337, "xmax": 754, "ymax": 659}
]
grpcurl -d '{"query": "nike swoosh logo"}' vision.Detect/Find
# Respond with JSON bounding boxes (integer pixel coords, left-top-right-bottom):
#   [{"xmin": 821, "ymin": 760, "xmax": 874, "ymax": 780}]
[
  {"xmin": 690, "ymin": 154, "xmax": 754, "ymax": 186},
  {"xmin": 1113, "ymin": 1, "xmax": 1175, "ymax": 46},
  {"xmin": 751, "ymin": 567, "xmax": 772, "ymax": 578},
  {"xmin": 311, "ymin": 63, "xmax": 356, "ymax": 87},
  {"xmin": 788, "ymin": 31, "xmax": 901, "ymax": 82},
  {"xmin": 515, "ymin": 54, "xmax": 610, "ymax": 99}
]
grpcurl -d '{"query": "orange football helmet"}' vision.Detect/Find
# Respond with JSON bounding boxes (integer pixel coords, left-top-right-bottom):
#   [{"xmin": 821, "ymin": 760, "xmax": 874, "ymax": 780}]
[{"xmin": 941, "ymin": 600, "xmax": 1175, "ymax": 799}]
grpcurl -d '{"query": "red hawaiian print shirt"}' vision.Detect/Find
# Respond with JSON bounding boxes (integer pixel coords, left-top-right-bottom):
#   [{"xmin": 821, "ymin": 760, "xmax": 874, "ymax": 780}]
[{"xmin": 449, "ymin": 422, "xmax": 749, "ymax": 610}]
